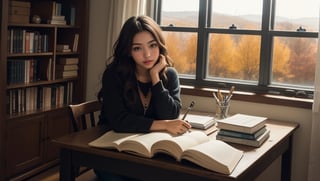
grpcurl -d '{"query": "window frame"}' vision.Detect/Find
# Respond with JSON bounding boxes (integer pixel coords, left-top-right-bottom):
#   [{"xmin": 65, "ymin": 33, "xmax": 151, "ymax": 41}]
[{"xmin": 154, "ymin": 0, "xmax": 318, "ymax": 107}]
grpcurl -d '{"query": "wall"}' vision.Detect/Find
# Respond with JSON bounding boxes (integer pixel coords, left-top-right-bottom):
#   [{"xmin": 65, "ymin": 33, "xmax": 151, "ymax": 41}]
[
  {"xmin": 86, "ymin": 0, "xmax": 108, "ymax": 100},
  {"xmin": 87, "ymin": 1, "xmax": 313, "ymax": 180}
]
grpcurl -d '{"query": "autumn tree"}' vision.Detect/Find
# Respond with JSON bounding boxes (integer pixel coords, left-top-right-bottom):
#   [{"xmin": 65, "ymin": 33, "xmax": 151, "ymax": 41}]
[
  {"xmin": 233, "ymin": 35, "xmax": 260, "ymax": 80},
  {"xmin": 272, "ymin": 38, "xmax": 292, "ymax": 82},
  {"xmin": 286, "ymin": 38, "xmax": 317, "ymax": 85},
  {"xmin": 165, "ymin": 32, "xmax": 196, "ymax": 74},
  {"xmin": 208, "ymin": 34, "xmax": 234, "ymax": 78}
]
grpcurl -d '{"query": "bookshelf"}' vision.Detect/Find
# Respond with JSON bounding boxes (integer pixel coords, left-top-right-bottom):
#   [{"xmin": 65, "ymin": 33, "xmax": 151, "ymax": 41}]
[{"xmin": 0, "ymin": 0, "xmax": 89, "ymax": 180}]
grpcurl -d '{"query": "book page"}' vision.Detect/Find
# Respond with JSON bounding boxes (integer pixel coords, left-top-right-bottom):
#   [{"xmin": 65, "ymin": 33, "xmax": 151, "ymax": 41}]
[
  {"xmin": 119, "ymin": 132, "xmax": 173, "ymax": 158},
  {"xmin": 88, "ymin": 131, "xmax": 141, "ymax": 151},
  {"xmin": 151, "ymin": 131, "xmax": 210, "ymax": 160},
  {"xmin": 181, "ymin": 140, "xmax": 243, "ymax": 174}
]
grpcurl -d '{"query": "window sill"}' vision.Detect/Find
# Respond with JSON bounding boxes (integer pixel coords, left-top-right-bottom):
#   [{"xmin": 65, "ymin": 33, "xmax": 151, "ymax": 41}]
[{"xmin": 181, "ymin": 85, "xmax": 312, "ymax": 109}]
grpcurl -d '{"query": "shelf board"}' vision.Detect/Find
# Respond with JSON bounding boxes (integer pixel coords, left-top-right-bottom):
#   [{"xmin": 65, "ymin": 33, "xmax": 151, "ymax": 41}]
[
  {"xmin": 6, "ymin": 105, "xmax": 69, "ymax": 120},
  {"xmin": 8, "ymin": 23, "xmax": 80, "ymax": 29},
  {"xmin": 7, "ymin": 52, "xmax": 54, "ymax": 57},
  {"xmin": 7, "ymin": 78, "xmax": 78, "ymax": 89}
]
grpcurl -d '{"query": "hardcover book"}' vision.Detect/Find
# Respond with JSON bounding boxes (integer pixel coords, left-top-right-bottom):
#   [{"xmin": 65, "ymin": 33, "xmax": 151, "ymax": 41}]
[
  {"xmin": 57, "ymin": 57, "xmax": 79, "ymax": 65},
  {"xmin": 89, "ymin": 130, "xmax": 243, "ymax": 174},
  {"xmin": 216, "ymin": 130, "xmax": 270, "ymax": 147},
  {"xmin": 55, "ymin": 64, "xmax": 78, "ymax": 71},
  {"xmin": 217, "ymin": 114, "xmax": 267, "ymax": 134},
  {"xmin": 56, "ymin": 70, "xmax": 77, "ymax": 78},
  {"xmin": 218, "ymin": 126, "xmax": 267, "ymax": 140}
]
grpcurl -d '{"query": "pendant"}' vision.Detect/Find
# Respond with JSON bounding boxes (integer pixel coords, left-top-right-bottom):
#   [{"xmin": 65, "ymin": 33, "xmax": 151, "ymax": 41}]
[
  {"xmin": 143, "ymin": 104, "xmax": 148, "ymax": 115},
  {"xmin": 137, "ymin": 86, "xmax": 151, "ymax": 116}
]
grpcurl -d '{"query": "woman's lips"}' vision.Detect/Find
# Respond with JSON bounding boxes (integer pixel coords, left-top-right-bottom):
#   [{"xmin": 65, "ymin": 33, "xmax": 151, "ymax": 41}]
[{"xmin": 143, "ymin": 60, "xmax": 153, "ymax": 65}]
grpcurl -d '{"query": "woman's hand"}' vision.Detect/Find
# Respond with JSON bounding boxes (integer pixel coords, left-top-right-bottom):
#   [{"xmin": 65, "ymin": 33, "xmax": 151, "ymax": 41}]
[
  {"xmin": 165, "ymin": 120, "xmax": 192, "ymax": 135},
  {"xmin": 150, "ymin": 119, "xmax": 192, "ymax": 135},
  {"xmin": 149, "ymin": 54, "xmax": 167, "ymax": 85}
]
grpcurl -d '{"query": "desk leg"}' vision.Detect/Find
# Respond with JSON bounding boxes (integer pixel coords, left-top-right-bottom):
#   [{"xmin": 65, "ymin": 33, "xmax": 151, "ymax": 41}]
[
  {"xmin": 281, "ymin": 136, "xmax": 292, "ymax": 181},
  {"xmin": 59, "ymin": 148, "xmax": 76, "ymax": 181}
]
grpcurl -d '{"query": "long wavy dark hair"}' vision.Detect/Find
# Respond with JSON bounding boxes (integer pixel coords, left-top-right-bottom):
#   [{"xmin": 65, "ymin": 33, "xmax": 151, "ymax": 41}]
[{"xmin": 98, "ymin": 15, "xmax": 173, "ymax": 106}]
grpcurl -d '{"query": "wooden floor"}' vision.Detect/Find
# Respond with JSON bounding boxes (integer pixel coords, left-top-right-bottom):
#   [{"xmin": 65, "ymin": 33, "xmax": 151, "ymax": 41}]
[{"xmin": 25, "ymin": 166, "xmax": 98, "ymax": 181}]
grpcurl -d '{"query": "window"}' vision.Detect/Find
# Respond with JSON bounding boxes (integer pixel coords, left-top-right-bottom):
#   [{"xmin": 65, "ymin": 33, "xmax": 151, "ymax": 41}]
[{"xmin": 156, "ymin": 0, "xmax": 319, "ymax": 98}]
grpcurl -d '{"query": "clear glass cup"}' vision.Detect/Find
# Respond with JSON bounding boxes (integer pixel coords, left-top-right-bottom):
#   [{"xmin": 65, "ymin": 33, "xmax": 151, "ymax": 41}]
[{"xmin": 215, "ymin": 103, "xmax": 230, "ymax": 120}]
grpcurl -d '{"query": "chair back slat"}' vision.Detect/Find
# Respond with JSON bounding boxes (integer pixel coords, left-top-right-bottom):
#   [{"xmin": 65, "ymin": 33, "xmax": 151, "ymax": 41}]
[
  {"xmin": 89, "ymin": 112, "xmax": 96, "ymax": 127},
  {"xmin": 69, "ymin": 100, "xmax": 102, "ymax": 132}
]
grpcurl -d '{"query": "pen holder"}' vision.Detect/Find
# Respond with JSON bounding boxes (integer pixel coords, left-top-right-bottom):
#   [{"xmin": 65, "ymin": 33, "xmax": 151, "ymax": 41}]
[{"xmin": 215, "ymin": 103, "xmax": 230, "ymax": 120}]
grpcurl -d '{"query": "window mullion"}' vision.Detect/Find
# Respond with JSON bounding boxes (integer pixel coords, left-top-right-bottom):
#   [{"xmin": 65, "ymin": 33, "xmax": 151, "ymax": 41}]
[
  {"xmin": 259, "ymin": 0, "xmax": 273, "ymax": 87},
  {"xmin": 154, "ymin": 0, "xmax": 162, "ymax": 23},
  {"xmin": 195, "ymin": 0, "xmax": 209, "ymax": 86}
]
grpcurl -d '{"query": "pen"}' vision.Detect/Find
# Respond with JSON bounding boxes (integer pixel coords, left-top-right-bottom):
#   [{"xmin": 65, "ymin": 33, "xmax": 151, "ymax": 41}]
[
  {"xmin": 182, "ymin": 101, "xmax": 195, "ymax": 120},
  {"xmin": 182, "ymin": 101, "xmax": 195, "ymax": 133},
  {"xmin": 227, "ymin": 86, "xmax": 235, "ymax": 98},
  {"xmin": 217, "ymin": 89, "xmax": 224, "ymax": 102},
  {"xmin": 212, "ymin": 92, "xmax": 221, "ymax": 104},
  {"xmin": 225, "ymin": 86, "xmax": 235, "ymax": 103}
]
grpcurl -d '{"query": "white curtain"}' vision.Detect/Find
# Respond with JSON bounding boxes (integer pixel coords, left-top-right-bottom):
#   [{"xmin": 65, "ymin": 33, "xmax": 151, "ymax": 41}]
[
  {"xmin": 104, "ymin": 0, "xmax": 155, "ymax": 62},
  {"xmin": 308, "ymin": 11, "xmax": 320, "ymax": 181}
]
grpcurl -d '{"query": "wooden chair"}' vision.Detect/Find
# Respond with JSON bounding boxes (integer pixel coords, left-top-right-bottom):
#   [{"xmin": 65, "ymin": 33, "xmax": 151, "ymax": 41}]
[
  {"xmin": 69, "ymin": 100, "xmax": 102, "ymax": 132},
  {"xmin": 68, "ymin": 100, "xmax": 102, "ymax": 179}
]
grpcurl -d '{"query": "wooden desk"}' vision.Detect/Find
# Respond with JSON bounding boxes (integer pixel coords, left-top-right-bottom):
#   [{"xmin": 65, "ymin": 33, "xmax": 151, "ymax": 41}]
[{"xmin": 53, "ymin": 120, "xmax": 298, "ymax": 181}]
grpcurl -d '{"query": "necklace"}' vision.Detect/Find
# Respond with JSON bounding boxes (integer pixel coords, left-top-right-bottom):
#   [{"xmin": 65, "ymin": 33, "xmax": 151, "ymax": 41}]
[{"xmin": 137, "ymin": 82, "xmax": 152, "ymax": 115}]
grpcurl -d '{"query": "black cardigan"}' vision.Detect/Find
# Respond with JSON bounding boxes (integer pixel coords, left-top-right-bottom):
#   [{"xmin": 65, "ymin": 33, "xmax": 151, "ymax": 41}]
[{"xmin": 99, "ymin": 66, "xmax": 181, "ymax": 133}]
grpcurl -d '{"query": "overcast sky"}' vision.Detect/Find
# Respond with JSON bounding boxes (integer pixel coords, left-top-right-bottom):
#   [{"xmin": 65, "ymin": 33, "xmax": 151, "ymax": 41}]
[{"xmin": 162, "ymin": 0, "xmax": 320, "ymax": 19}]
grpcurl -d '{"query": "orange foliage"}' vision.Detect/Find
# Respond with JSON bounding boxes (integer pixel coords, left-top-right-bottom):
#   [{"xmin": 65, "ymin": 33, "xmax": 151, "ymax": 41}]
[
  {"xmin": 164, "ymin": 32, "xmax": 197, "ymax": 74},
  {"xmin": 164, "ymin": 32, "xmax": 316, "ymax": 85}
]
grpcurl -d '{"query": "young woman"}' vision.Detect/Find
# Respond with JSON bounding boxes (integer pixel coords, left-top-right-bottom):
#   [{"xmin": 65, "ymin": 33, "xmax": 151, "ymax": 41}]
[
  {"xmin": 95, "ymin": 15, "xmax": 191, "ymax": 180},
  {"xmin": 98, "ymin": 15, "xmax": 191, "ymax": 135}
]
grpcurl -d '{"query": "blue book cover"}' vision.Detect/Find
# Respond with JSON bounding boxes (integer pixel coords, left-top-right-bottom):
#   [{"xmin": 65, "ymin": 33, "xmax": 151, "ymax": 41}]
[{"xmin": 218, "ymin": 126, "xmax": 267, "ymax": 140}]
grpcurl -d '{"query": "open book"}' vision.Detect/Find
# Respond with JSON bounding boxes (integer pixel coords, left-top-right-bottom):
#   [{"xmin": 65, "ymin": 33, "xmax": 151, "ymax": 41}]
[{"xmin": 89, "ymin": 130, "xmax": 243, "ymax": 174}]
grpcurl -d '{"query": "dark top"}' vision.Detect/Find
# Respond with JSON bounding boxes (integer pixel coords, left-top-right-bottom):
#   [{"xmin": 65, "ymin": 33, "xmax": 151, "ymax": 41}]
[{"xmin": 99, "ymin": 65, "xmax": 181, "ymax": 133}]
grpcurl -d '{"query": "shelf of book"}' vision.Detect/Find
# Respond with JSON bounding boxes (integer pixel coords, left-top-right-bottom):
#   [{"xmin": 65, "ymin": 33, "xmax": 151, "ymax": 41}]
[{"xmin": 0, "ymin": 0, "xmax": 89, "ymax": 180}]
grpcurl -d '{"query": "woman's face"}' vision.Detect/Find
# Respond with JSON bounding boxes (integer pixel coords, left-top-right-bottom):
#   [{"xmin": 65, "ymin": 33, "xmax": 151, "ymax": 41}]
[{"xmin": 131, "ymin": 31, "xmax": 160, "ymax": 72}]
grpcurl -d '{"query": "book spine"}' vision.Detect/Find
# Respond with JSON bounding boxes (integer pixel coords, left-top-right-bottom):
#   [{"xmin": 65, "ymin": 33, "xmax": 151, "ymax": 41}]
[
  {"xmin": 218, "ymin": 130, "xmax": 256, "ymax": 140},
  {"xmin": 218, "ymin": 127, "xmax": 266, "ymax": 140},
  {"xmin": 216, "ymin": 130, "xmax": 270, "ymax": 147}
]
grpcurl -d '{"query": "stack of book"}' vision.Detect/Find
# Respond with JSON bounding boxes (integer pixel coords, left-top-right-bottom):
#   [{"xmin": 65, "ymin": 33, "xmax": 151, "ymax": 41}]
[
  {"xmin": 48, "ymin": 15, "xmax": 66, "ymax": 25},
  {"xmin": 216, "ymin": 114, "xmax": 270, "ymax": 147},
  {"xmin": 56, "ymin": 58, "xmax": 79, "ymax": 78},
  {"xmin": 56, "ymin": 44, "xmax": 71, "ymax": 53}
]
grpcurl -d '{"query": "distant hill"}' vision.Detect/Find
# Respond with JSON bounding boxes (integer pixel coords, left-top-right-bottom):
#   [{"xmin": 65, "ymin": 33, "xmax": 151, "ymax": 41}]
[{"xmin": 162, "ymin": 11, "xmax": 319, "ymax": 31}]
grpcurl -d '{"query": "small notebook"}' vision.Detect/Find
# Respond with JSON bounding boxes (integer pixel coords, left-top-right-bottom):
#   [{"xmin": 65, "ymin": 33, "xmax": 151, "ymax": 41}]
[{"xmin": 185, "ymin": 114, "xmax": 216, "ymax": 130}]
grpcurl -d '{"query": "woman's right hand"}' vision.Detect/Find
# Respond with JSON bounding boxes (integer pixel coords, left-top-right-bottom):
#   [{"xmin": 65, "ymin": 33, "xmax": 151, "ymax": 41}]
[{"xmin": 150, "ymin": 119, "xmax": 191, "ymax": 135}]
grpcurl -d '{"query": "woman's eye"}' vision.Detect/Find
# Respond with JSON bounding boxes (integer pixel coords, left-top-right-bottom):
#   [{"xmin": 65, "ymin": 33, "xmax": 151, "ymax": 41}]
[
  {"xmin": 132, "ymin": 47, "xmax": 141, "ymax": 51},
  {"xmin": 150, "ymin": 43, "xmax": 158, "ymax": 48}
]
